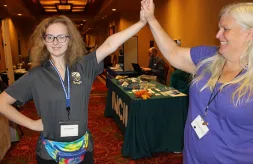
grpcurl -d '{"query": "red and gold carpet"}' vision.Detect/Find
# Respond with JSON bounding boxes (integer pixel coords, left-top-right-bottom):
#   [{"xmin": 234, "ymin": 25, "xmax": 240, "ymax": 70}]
[{"xmin": 1, "ymin": 74, "xmax": 182, "ymax": 164}]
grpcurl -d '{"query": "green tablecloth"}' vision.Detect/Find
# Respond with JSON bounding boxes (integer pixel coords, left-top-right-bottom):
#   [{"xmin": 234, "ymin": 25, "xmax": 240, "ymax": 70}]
[{"xmin": 104, "ymin": 78, "xmax": 188, "ymax": 159}]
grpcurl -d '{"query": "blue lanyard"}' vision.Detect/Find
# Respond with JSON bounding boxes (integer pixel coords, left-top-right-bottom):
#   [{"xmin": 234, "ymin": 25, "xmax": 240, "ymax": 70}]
[{"xmin": 49, "ymin": 59, "xmax": 70, "ymax": 109}]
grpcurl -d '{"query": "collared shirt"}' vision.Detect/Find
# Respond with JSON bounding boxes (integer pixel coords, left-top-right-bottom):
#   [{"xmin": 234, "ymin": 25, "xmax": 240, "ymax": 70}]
[
  {"xmin": 148, "ymin": 56, "xmax": 165, "ymax": 81},
  {"xmin": 5, "ymin": 51, "xmax": 103, "ymax": 159}
]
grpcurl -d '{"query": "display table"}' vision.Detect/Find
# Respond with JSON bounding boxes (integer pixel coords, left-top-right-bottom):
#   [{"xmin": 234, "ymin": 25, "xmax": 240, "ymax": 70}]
[{"xmin": 104, "ymin": 78, "xmax": 188, "ymax": 159}]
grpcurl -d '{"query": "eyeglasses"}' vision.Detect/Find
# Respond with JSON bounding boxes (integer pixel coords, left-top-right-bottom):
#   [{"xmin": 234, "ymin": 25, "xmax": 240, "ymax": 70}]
[{"xmin": 44, "ymin": 34, "xmax": 70, "ymax": 43}]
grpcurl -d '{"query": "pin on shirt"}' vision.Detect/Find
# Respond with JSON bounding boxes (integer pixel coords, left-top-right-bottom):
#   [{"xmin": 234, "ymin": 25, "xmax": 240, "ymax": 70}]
[
  {"xmin": 72, "ymin": 72, "xmax": 82, "ymax": 84},
  {"xmin": 202, "ymin": 121, "xmax": 208, "ymax": 126}
]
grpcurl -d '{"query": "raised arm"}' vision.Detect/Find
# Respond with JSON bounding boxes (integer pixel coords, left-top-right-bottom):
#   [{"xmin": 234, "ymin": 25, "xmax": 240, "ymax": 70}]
[
  {"xmin": 96, "ymin": 9, "xmax": 146, "ymax": 63},
  {"xmin": 0, "ymin": 92, "xmax": 43, "ymax": 131},
  {"xmin": 141, "ymin": 0, "xmax": 196, "ymax": 74}
]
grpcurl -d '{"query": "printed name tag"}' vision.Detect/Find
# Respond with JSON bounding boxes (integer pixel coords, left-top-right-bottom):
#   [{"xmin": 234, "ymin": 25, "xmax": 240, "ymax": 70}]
[
  {"xmin": 60, "ymin": 125, "xmax": 78, "ymax": 137},
  {"xmin": 191, "ymin": 115, "xmax": 209, "ymax": 139}
]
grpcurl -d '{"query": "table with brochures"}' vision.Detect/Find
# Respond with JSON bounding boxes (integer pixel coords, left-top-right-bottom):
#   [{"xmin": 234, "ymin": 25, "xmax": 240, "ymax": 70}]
[{"xmin": 104, "ymin": 78, "xmax": 188, "ymax": 159}]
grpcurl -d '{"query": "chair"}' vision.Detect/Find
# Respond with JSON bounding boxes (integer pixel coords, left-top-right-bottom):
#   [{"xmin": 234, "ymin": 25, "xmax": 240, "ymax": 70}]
[
  {"xmin": 162, "ymin": 62, "xmax": 169, "ymax": 85},
  {"xmin": 170, "ymin": 69, "xmax": 191, "ymax": 94}
]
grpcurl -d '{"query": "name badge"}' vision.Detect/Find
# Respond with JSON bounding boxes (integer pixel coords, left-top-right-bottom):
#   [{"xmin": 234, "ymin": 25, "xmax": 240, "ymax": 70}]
[
  {"xmin": 59, "ymin": 121, "xmax": 79, "ymax": 137},
  {"xmin": 191, "ymin": 115, "xmax": 209, "ymax": 139}
]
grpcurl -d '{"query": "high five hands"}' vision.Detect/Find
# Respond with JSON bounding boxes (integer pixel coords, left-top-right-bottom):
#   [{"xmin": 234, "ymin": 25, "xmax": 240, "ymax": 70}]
[{"xmin": 141, "ymin": 0, "xmax": 156, "ymax": 22}]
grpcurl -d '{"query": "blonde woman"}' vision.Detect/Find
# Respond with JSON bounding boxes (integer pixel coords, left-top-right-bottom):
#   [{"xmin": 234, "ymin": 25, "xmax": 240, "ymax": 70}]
[{"xmin": 142, "ymin": 0, "xmax": 253, "ymax": 163}]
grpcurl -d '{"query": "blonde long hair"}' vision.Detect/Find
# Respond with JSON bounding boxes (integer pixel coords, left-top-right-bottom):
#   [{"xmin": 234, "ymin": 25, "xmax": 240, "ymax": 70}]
[
  {"xmin": 192, "ymin": 3, "xmax": 253, "ymax": 106},
  {"xmin": 29, "ymin": 15, "xmax": 86, "ymax": 67}
]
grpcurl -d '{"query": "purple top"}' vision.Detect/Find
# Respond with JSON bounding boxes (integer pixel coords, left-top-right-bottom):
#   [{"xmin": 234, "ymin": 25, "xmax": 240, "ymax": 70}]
[{"xmin": 183, "ymin": 46, "xmax": 253, "ymax": 164}]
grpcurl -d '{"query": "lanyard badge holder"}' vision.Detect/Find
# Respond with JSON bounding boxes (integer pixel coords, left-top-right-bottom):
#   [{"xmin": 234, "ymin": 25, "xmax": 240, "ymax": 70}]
[
  {"xmin": 191, "ymin": 62, "xmax": 244, "ymax": 139},
  {"xmin": 190, "ymin": 87, "xmax": 220, "ymax": 139},
  {"xmin": 50, "ymin": 60, "xmax": 79, "ymax": 137}
]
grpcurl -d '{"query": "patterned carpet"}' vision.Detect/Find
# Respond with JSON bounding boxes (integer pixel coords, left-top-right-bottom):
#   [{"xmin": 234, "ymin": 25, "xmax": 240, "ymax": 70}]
[{"xmin": 1, "ymin": 74, "xmax": 183, "ymax": 164}]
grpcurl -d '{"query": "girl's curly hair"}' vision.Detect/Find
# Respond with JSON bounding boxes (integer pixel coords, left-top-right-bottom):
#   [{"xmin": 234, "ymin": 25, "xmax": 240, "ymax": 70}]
[{"xmin": 29, "ymin": 15, "xmax": 87, "ymax": 67}]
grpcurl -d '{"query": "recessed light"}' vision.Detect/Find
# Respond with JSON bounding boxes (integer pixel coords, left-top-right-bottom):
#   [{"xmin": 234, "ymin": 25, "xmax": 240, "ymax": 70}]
[
  {"xmin": 3, "ymin": 5, "xmax": 7, "ymax": 7},
  {"xmin": 80, "ymin": 24, "xmax": 83, "ymax": 25},
  {"xmin": 112, "ymin": 9, "xmax": 116, "ymax": 11},
  {"xmin": 83, "ymin": 20, "xmax": 86, "ymax": 22},
  {"xmin": 18, "ymin": 14, "xmax": 22, "ymax": 16}
]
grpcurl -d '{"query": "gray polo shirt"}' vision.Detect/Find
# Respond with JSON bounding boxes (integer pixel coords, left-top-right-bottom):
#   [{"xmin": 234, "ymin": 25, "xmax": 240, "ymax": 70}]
[{"xmin": 5, "ymin": 51, "xmax": 103, "ymax": 159}]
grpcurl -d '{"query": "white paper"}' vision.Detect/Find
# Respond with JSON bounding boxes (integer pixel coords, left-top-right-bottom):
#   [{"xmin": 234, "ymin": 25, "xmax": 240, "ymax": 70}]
[
  {"xmin": 60, "ymin": 125, "xmax": 78, "ymax": 137},
  {"xmin": 191, "ymin": 115, "xmax": 209, "ymax": 139}
]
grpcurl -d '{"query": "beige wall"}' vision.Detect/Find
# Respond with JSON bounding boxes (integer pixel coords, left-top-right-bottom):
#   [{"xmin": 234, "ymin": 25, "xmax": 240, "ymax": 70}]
[
  {"xmin": 155, "ymin": 0, "xmax": 248, "ymax": 47},
  {"xmin": 153, "ymin": 0, "xmax": 249, "ymax": 84}
]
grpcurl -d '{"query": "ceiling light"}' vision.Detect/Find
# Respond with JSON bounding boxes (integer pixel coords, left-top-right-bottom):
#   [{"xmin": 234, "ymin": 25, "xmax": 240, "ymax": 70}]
[
  {"xmin": 43, "ymin": 6, "xmax": 56, "ymax": 9},
  {"xmin": 3, "ymin": 5, "xmax": 7, "ymax": 7},
  {"xmin": 40, "ymin": 0, "xmax": 61, "ymax": 5},
  {"xmin": 72, "ymin": 9, "xmax": 83, "ymax": 12},
  {"xmin": 72, "ymin": 6, "xmax": 85, "ymax": 9},
  {"xmin": 40, "ymin": 0, "xmax": 88, "ymax": 13},
  {"xmin": 80, "ymin": 24, "xmax": 83, "ymax": 25},
  {"xmin": 56, "ymin": 4, "xmax": 72, "ymax": 11},
  {"xmin": 18, "ymin": 14, "xmax": 22, "ymax": 16},
  {"xmin": 83, "ymin": 20, "xmax": 86, "ymax": 22},
  {"xmin": 68, "ymin": 1, "xmax": 86, "ymax": 5},
  {"xmin": 112, "ymin": 9, "xmax": 116, "ymax": 11}
]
